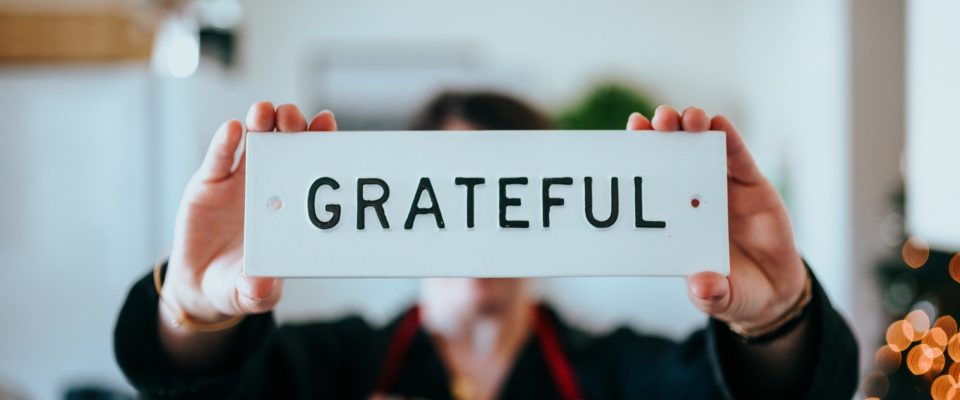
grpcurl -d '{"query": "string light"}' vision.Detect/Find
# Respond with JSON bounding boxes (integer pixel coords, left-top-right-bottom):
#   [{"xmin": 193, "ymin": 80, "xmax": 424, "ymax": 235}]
[
  {"xmin": 948, "ymin": 334, "xmax": 960, "ymax": 362},
  {"xmin": 924, "ymin": 355, "xmax": 947, "ymax": 380},
  {"xmin": 875, "ymin": 345, "xmax": 903, "ymax": 374},
  {"xmin": 949, "ymin": 363, "xmax": 960, "ymax": 380},
  {"xmin": 923, "ymin": 328, "xmax": 950, "ymax": 358},
  {"xmin": 902, "ymin": 236, "xmax": 931, "ymax": 269},
  {"xmin": 869, "ymin": 236, "xmax": 958, "ymax": 398},
  {"xmin": 908, "ymin": 309, "xmax": 933, "ymax": 336},
  {"xmin": 908, "ymin": 345, "xmax": 935, "ymax": 375},
  {"xmin": 861, "ymin": 371, "xmax": 889, "ymax": 398},
  {"xmin": 949, "ymin": 254, "xmax": 960, "ymax": 284},
  {"xmin": 936, "ymin": 316, "xmax": 959, "ymax": 339},
  {"xmin": 930, "ymin": 374, "xmax": 959, "ymax": 400},
  {"xmin": 887, "ymin": 320, "xmax": 916, "ymax": 351}
]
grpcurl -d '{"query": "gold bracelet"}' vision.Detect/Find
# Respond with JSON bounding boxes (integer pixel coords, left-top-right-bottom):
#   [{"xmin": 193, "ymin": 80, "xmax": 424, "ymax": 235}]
[
  {"xmin": 153, "ymin": 255, "xmax": 245, "ymax": 332},
  {"xmin": 726, "ymin": 272, "xmax": 813, "ymax": 340}
]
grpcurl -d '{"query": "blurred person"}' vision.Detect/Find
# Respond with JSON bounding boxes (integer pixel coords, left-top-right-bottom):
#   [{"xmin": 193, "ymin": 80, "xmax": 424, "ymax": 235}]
[{"xmin": 114, "ymin": 92, "xmax": 858, "ymax": 399}]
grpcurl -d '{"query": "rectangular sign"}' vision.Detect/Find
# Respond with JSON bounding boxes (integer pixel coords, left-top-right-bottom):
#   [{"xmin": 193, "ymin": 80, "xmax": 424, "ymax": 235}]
[{"xmin": 244, "ymin": 131, "xmax": 729, "ymax": 277}]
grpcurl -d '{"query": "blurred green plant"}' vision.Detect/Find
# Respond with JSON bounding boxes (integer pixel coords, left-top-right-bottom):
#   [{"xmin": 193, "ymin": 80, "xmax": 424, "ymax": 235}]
[{"xmin": 557, "ymin": 84, "xmax": 657, "ymax": 129}]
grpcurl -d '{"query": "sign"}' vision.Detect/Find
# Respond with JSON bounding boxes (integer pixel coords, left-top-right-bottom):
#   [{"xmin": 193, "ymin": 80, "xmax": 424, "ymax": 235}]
[{"xmin": 243, "ymin": 131, "xmax": 729, "ymax": 277}]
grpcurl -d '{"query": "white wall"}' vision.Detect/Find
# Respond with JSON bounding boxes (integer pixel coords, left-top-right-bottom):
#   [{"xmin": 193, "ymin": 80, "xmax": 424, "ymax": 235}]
[
  {"xmin": 729, "ymin": 0, "xmax": 852, "ymax": 315},
  {"xmin": 0, "ymin": 67, "xmax": 154, "ymax": 399},
  {"xmin": 0, "ymin": 1, "xmax": 866, "ymax": 398},
  {"xmin": 906, "ymin": 0, "xmax": 960, "ymax": 251}
]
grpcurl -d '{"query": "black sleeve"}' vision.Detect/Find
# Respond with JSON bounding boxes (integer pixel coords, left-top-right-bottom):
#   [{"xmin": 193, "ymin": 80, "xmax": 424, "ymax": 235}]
[
  {"xmin": 113, "ymin": 270, "xmax": 282, "ymax": 398},
  {"xmin": 582, "ymin": 269, "xmax": 858, "ymax": 400},
  {"xmin": 703, "ymin": 270, "xmax": 859, "ymax": 400}
]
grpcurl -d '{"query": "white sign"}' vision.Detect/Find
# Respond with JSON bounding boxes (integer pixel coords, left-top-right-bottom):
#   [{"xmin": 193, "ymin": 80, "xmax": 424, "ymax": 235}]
[{"xmin": 243, "ymin": 131, "xmax": 729, "ymax": 277}]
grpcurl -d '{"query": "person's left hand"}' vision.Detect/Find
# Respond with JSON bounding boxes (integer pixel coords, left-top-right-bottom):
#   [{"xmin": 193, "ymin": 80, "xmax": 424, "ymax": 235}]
[{"xmin": 626, "ymin": 106, "xmax": 807, "ymax": 330}]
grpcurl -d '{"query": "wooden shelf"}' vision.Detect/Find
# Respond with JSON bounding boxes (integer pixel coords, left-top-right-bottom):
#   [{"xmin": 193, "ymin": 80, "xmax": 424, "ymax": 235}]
[{"xmin": 0, "ymin": 10, "xmax": 153, "ymax": 63}]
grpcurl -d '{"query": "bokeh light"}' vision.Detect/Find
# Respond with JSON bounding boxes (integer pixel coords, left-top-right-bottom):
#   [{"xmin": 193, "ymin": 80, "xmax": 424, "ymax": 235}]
[
  {"xmin": 861, "ymin": 371, "xmax": 889, "ymax": 398},
  {"xmin": 923, "ymin": 354, "xmax": 946, "ymax": 379},
  {"xmin": 908, "ymin": 345, "xmax": 935, "ymax": 375},
  {"xmin": 950, "ymin": 362, "xmax": 960, "ymax": 380},
  {"xmin": 923, "ymin": 328, "xmax": 950, "ymax": 358},
  {"xmin": 936, "ymin": 316, "xmax": 959, "ymax": 339},
  {"xmin": 875, "ymin": 345, "xmax": 903, "ymax": 374},
  {"xmin": 885, "ymin": 272, "xmax": 919, "ymax": 314},
  {"xmin": 930, "ymin": 374, "xmax": 959, "ymax": 400},
  {"xmin": 888, "ymin": 320, "xmax": 917, "ymax": 351},
  {"xmin": 908, "ymin": 309, "xmax": 933, "ymax": 336},
  {"xmin": 950, "ymin": 253, "xmax": 960, "ymax": 284},
  {"xmin": 902, "ymin": 236, "xmax": 931, "ymax": 269},
  {"xmin": 949, "ymin": 334, "xmax": 960, "ymax": 362},
  {"xmin": 873, "ymin": 226, "xmax": 960, "ymax": 397}
]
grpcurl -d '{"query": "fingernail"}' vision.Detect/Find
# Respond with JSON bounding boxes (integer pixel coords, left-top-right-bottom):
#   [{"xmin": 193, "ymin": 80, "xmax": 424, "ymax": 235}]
[
  {"xmin": 238, "ymin": 278, "xmax": 275, "ymax": 301},
  {"xmin": 710, "ymin": 285, "xmax": 729, "ymax": 301},
  {"xmin": 260, "ymin": 280, "xmax": 280, "ymax": 301},
  {"xmin": 251, "ymin": 287, "xmax": 275, "ymax": 302}
]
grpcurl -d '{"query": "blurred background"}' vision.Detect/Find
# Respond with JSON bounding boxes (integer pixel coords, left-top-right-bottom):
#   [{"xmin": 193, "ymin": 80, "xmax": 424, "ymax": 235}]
[{"xmin": 0, "ymin": 0, "xmax": 957, "ymax": 399}]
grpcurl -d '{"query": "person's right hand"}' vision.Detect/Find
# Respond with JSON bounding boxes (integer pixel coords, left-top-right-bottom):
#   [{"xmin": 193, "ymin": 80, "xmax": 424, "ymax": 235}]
[{"xmin": 162, "ymin": 102, "xmax": 338, "ymax": 326}]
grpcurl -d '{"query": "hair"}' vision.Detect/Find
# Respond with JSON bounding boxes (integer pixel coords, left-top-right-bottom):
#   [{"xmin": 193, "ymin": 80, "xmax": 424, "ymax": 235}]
[{"xmin": 409, "ymin": 91, "xmax": 554, "ymax": 131}]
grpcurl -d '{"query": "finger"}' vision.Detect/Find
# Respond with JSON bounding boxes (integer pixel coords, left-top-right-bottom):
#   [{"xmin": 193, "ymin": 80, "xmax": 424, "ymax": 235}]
[
  {"xmin": 651, "ymin": 106, "xmax": 681, "ymax": 131},
  {"xmin": 276, "ymin": 104, "xmax": 307, "ymax": 132},
  {"xmin": 711, "ymin": 115, "xmax": 765, "ymax": 185},
  {"xmin": 626, "ymin": 112, "xmax": 653, "ymax": 131},
  {"xmin": 201, "ymin": 257, "xmax": 282, "ymax": 316},
  {"xmin": 308, "ymin": 110, "xmax": 338, "ymax": 132},
  {"xmin": 196, "ymin": 120, "xmax": 244, "ymax": 183},
  {"xmin": 233, "ymin": 149, "xmax": 247, "ymax": 176},
  {"xmin": 235, "ymin": 276, "xmax": 283, "ymax": 314},
  {"xmin": 686, "ymin": 271, "xmax": 732, "ymax": 316},
  {"xmin": 680, "ymin": 107, "xmax": 710, "ymax": 132},
  {"xmin": 245, "ymin": 101, "xmax": 276, "ymax": 132}
]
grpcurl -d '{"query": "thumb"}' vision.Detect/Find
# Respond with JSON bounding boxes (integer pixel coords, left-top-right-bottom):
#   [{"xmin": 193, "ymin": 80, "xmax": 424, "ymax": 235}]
[
  {"xmin": 200, "ymin": 252, "xmax": 283, "ymax": 319},
  {"xmin": 201, "ymin": 258, "xmax": 283, "ymax": 317},
  {"xmin": 235, "ymin": 275, "xmax": 283, "ymax": 315},
  {"xmin": 196, "ymin": 120, "xmax": 244, "ymax": 183},
  {"xmin": 686, "ymin": 271, "xmax": 732, "ymax": 318}
]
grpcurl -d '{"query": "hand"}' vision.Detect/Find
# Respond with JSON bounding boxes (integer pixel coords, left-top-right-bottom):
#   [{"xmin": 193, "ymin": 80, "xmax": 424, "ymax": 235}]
[
  {"xmin": 627, "ymin": 106, "xmax": 807, "ymax": 329},
  {"xmin": 162, "ymin": 102, "xmax": 338, "ymax": 325}
]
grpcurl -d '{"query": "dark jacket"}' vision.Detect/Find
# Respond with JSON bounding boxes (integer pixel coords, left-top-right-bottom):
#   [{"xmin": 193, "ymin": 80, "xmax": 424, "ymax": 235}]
[{"xmin": 114, "ymin": 269, "xmax": 858, "ymax": 399}]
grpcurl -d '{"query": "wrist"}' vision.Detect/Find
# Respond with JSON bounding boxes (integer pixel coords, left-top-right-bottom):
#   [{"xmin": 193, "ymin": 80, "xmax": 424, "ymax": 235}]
[
  {"xmin": 727, "ymin": 271, "xmax": 812, "ymax": 342},
  {"xmin": 733, "ymin": 255, "xmax": 808, "ymax": 329},
  {"xmin": 155, "ymin": 259, "xmax": 244, "ymax": 331}
]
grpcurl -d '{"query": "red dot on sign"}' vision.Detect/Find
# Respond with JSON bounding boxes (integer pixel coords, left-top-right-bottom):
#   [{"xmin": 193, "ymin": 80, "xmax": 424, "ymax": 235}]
[{"xmin": 691, "ymin": 198, "xmax": 700, "ymax": 208}]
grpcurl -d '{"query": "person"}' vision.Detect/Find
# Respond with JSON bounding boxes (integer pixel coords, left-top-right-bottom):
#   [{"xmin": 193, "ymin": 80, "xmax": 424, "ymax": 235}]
[{"xmin": 114, "ymin": 91, "xmax": 858, "ymax": 399}]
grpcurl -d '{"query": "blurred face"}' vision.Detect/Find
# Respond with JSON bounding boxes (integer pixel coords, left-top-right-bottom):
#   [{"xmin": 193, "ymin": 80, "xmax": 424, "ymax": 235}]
[
  {"xmin": 419, "ymin": 118, "xmax": 531, "ymax": 321},
  {"xmin": 421, "ymin": 277, "xmax": 529, "ymax": 320}
]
